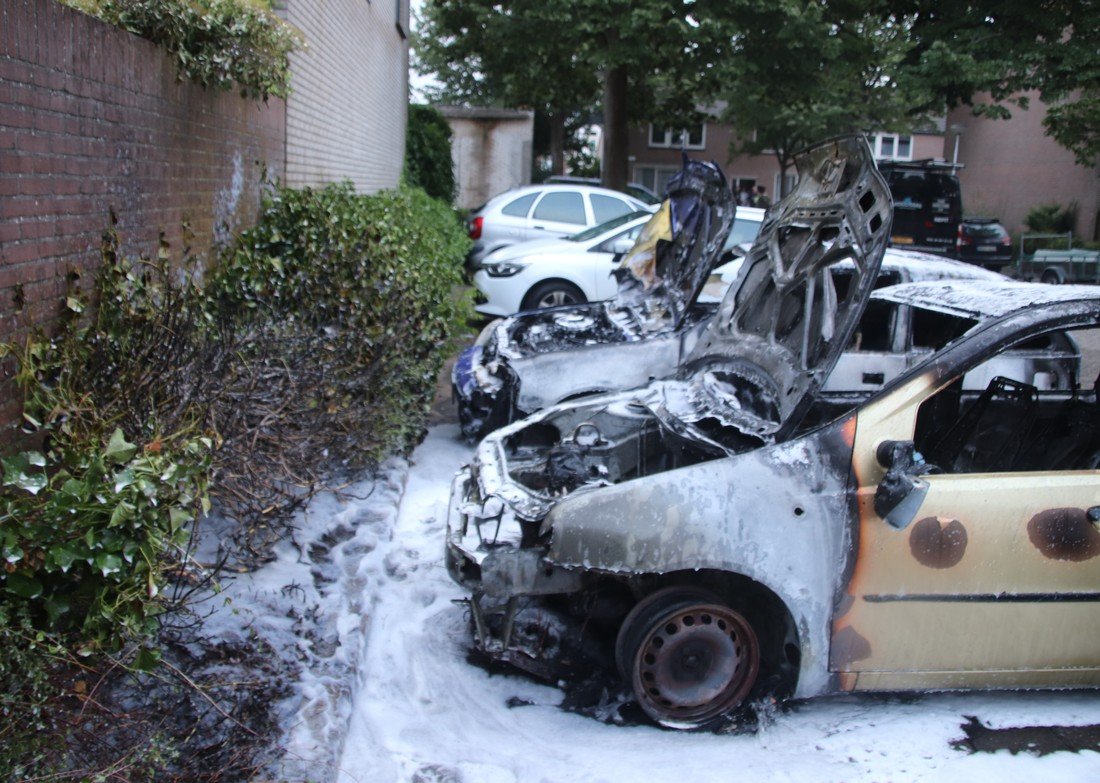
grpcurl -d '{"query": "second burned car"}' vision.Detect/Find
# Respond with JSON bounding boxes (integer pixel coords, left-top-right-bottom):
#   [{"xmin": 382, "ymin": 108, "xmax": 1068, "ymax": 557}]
[{"xmin": 445, "ymin": 136, "xmax": 1100, "ymax": 730}]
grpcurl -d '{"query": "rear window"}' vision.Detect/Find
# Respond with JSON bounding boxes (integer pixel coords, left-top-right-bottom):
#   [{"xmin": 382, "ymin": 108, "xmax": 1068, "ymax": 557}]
[
  {"xmin": 501, "ymin": 193, "xmax": 538, "ymax": 218},
  {"xmin": 961, "ymin": 222, "xmax": 1008, "ymax": 240},
  {"xmin": 591, "ymin": 194, "xmax": 634, "ymax": 224},
  {"xmin": 533, "ymin": 192, "xmax": 586, "ymax": 225},
  {"xmin": 888, "ymin": 172, "xmax": 960, "ymax": 216}
]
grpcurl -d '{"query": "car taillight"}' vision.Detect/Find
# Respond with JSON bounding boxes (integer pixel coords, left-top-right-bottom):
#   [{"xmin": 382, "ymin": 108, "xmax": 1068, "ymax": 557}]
[
  {"xmin": 956, "ymin": 224, "xmax": 972, "ymax": 250},
  {"xmin": 1001, "ymin": 235, "xmax": 1012, "ymax": 246},
  {"xmin": 468, "ymin": 216, "xmax": 484, "ymax": 240}
]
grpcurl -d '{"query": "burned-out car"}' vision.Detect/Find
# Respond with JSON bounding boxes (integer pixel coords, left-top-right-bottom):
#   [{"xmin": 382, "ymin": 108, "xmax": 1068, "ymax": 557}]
[
  {"xmin": 453, "ymin": 155, "xmax": 737, "ymax": 442},
  {"xmin": 446, "ymin": 137, "xmax": 1100, "ymax": 730},
  {"xmin": 456, "ymin": 249, "xmax": 1007, "ymax": 442}
]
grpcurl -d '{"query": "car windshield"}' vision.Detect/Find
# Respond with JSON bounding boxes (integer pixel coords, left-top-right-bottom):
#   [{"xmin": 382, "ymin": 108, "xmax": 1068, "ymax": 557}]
[{"xmin": 567, "ymin": 210, "xmax": 651, "ymax": 242}]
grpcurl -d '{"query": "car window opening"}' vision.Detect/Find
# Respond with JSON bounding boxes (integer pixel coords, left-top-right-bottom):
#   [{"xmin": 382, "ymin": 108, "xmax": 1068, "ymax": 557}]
[{"xmin": 914, "ymin": 326, "xmax": 1098, "ymax": 474}]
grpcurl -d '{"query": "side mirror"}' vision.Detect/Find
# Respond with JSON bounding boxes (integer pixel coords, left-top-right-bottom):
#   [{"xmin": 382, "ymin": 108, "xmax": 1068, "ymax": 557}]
[
  {"xmin": 873, "ymin": 440, "xmax": 930, "ymax": 530},
  {"xmin": 609, "ymin": 236, "xmax": 635, "ymax": 255}
]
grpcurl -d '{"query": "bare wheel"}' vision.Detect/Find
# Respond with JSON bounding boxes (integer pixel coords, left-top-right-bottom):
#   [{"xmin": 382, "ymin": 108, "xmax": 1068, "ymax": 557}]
[
  {"xmin": 1041, "ymin": 269, "xmax": 1062, "ymax": 285},
  {"xmin": 523, "ymin": 280, "xmax": 585, "ymax": 310},
  {"xmin": 616, "ymin": 587, "xmax": 760, "ymax": 729}
]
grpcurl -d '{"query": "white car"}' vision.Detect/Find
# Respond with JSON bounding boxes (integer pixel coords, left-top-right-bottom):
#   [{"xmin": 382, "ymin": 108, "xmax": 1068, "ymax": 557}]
[
  {"xmin": 466, "ymin": 184, "xmax": 649, "ymax": 268},
  {"xmin": 475, "ymin": 206, "xmax": 766, "ymax": 316}
]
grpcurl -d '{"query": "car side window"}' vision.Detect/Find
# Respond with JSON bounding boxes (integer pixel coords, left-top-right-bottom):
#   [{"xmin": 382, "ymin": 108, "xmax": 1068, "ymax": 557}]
[
  {"xmin": 912, "ymin": 325, "xmax": 1095, "ymax": 474},
  {"xmin": 501, "ymin": 193, "xmax": 539, "ymax": 218},
  {"xmin": 594, "ymin": 225, "xmax": 643, "ymax": 253},
  {"xmin": 533, "ymin": 192, "xmax": 586, "ymax": 225},
  {"xmin": 591, "ymin": 194, "xmax": 633, "ymax": 224}
]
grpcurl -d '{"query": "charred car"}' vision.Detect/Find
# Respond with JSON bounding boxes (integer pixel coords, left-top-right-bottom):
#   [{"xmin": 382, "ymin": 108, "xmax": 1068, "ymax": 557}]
[
  {"xmin": 446, "ymin": 136, "xmax": 1100, "ymax": 730},
  {"xmin": 455, "ymin": 248, "xmax": 1008, "ymax": 442},
  {"xmin": 453, "ymin": 155, "xmax": 737, "ymax": 442}
]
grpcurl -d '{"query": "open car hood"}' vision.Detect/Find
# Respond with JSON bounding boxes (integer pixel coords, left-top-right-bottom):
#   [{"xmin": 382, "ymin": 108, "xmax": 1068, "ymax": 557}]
[
  {"xmin": 684, "ymin": 135, "xmax": 892, "ymax": 440},
  {"xmin": 613, "ymin": 157, "xmax": 735, "ymax": 327}
]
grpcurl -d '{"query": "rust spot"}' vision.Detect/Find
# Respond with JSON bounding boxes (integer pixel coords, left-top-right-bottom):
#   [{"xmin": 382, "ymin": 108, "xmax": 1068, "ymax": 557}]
[
  {"xmin": 1027, "ymin": 508, "xmax": 1100, "ymax": 562},
  {"xmin": 909, "ymin": 516, "xmax": 968, "ymax": 569},
  {"xmin": 831, "ymin": 624, "xmax": 872, "ymax": 666}
]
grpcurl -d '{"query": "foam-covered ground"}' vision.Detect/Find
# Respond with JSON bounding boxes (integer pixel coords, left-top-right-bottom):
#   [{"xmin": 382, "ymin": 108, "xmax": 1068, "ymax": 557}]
[{"xmin": 327, "ymin": 424, "xmax": 1100, "ymax": 783}]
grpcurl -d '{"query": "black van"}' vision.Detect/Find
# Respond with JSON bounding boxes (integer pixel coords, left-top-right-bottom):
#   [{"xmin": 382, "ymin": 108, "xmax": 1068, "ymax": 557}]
[{"xmin": 878, "ymin": 160, "xmax": 962, "ymax": 256}]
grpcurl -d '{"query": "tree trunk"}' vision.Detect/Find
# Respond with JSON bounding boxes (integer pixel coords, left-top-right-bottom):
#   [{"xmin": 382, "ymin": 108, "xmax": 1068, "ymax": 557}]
[
  {"xmin": 602, "ymin": 65, "xmax": 629, "ymax": 191},
  {"xmin": 549, "ymin": 110, "xmax": 565, "ymax": 175}
]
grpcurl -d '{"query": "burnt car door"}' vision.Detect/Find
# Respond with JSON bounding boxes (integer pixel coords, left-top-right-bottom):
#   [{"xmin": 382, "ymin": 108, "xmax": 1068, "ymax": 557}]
[{"xmin": 835, "ymin": 311, "xmax": 1100, "ymax": 689}]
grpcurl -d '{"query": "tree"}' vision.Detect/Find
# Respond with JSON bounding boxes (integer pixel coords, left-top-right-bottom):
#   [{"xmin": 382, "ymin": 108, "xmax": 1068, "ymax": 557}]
[
  {"xmin": 415, "ymin": 1, "xmax": 599, "ymax": 175},
  {"xmin": 715, "ymin": 2, "xmax": 932, "ymax": 196},
  {"xmin": 899, "ymin": 0, "xmax": 1099, "ymax": 166},
  {"xmin": 405, "ymin": 105, "xmax": 457, "ymax": 203},
  {"xmin": 416, "ymin": 0, "xmax": 729, "ymax": 189}
]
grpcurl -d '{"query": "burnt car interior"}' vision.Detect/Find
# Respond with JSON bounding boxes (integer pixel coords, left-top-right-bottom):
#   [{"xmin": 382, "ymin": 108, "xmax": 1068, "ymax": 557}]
[{"xmin": 914, "ymin": 326, "xmax": 1097, "ymax": 474}]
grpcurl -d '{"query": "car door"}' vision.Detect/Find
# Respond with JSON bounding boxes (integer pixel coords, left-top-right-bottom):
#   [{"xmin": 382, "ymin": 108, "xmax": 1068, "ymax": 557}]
[
  {"xmin": 528, "ymin": 190, "xmax": 590, "ymax": 239},
  {"xmin": 833, "ymin": 321, "xmax": 1100, "ymax": 690}
]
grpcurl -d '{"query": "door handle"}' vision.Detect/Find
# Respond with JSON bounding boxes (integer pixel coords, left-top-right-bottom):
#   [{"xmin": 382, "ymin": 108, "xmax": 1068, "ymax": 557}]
[{"xmin": 532, "ymin": 225, "xmax": 546, "ymax": 230}]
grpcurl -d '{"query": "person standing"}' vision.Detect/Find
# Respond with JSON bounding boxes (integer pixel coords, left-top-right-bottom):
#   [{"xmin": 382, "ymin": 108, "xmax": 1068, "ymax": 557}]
[{"xmin": 751, "ymin": 185, "xmax": 770, "ymax": 208}]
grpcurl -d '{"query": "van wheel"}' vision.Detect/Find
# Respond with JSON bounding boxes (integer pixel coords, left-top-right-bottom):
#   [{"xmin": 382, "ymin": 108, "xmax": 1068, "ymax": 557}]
[
  {"xmin": 523, "ymin": 281, "xmax": 585, "ymax": 310},
  {"xmin": 615, "ymin": 587, "xmax": 760, "ymax": 729}
]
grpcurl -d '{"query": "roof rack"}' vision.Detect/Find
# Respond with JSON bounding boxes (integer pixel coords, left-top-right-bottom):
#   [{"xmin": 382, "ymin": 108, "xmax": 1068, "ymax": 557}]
[{"xmin": 878, "ymin": 158, "xmax": 964, "ymax": 172}]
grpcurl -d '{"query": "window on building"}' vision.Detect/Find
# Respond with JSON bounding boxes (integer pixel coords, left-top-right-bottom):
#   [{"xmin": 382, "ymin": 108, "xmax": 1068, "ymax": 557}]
[
  {"xmin": 871, "ymin": 133, "xmax": 914, "ymax": 161},
  {"xmin": 648, "ymin": 124, "xmax": 706, "ymax": 150}
]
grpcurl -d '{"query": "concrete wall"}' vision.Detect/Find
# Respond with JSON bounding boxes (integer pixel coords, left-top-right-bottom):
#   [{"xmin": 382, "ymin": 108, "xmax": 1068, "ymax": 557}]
[
  {"xmin": 278, "ymin": 0, "xmax": 408, "ymax": 192},
  {"xmin": 945, "ymin": 97, "xmax": 1100, "ymax": 240},
  {"xmin": 0, "ymin": 0, "xmax": 285, "ymax": 441},
  {"xmin": 441, "ymin": 107, "xmax": 533, "ymax": 209}
]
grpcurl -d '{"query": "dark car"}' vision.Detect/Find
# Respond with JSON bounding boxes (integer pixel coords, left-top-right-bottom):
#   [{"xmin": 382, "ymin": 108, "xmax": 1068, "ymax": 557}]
[
  {"xmin": 879, "ymin": 160, "xmax": 962, "ymax": 256},
  {"xmin": 954, "ymin": 217, "xmax": 1013, "ymax": 270}
]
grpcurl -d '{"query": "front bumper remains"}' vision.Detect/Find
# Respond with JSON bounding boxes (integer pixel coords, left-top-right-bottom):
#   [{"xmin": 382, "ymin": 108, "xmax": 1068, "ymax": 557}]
[{"xmin": 446, "ymin": 467, "xmax": 585, "ymax": 678}]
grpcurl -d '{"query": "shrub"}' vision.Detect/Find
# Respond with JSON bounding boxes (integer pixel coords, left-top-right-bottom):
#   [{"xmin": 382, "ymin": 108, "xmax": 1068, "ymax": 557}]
[
  {"xmin": 213, "ymin": 181, "xmax": 472, "ymax": 471},
  {"xmin": 405, "ymin": 104, "xmax": 458, "ymax": 203},
  {"xmin": 65, "ymin": 0, "xmax": 299, "ymax": 101},
  {"xmin": 1025, "ymin": 203, "xmax": 1078, "ymax": 234},
  {"xmin": 1, "ymin": 230, "xmax": 213, "ymax": 653}
]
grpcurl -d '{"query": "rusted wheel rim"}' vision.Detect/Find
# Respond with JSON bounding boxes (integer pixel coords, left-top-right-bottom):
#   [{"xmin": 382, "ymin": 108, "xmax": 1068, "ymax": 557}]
[{"xmin": 632, "ymin": 602, "xmax": 759, "ymax": 727}]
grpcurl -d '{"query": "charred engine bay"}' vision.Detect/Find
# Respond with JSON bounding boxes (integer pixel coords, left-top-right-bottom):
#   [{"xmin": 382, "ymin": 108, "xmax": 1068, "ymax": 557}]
[
  {"xmin": 499, "ymin": 369, "xmax": 786, "ymax": 497},
  {"xmin": 505, "ymin": 304, "xmax": 638, "ymax": 355}
]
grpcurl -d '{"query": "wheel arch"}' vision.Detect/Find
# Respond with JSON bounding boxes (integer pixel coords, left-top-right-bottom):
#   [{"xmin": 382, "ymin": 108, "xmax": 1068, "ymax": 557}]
[
  {"xmin": 620, "ymin": 568, "xmax": 804, "ymax": 703},
  {"xmin": 521, "ymin": 277, "xmax": 589, "ymax": 310}
]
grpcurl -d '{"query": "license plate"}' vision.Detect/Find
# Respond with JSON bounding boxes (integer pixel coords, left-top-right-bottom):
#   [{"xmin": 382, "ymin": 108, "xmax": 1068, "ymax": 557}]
[
  {"xmin": 977, "ymin": 246, "xmax": 996, "ymax": 252},
  {"xmin": 891, "ymin": 235, "xmax": 914, "ymax": 245}
]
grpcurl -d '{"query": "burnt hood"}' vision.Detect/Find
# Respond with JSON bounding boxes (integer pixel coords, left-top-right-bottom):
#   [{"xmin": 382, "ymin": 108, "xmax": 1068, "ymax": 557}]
[
  {"xmin": 614, "ymin": 156, "xmax": 736, "ymax": 327},
  {"xmin": 684, "ymin": 135, "xmax": 893, "ymax": 440}
]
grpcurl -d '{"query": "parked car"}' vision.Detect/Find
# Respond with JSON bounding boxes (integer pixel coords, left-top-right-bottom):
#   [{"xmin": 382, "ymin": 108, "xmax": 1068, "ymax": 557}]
[
  {"xmin": 474, "ymin": 206, "xmax": 766, "ymax": 317},
  {"xmin": 466, "ymin": 184, "xmax": 649, "ymax": 268},
  {"xmin": 880, "ymin": 160, "xmax": 962, "ymax": 256},
  {"xmin": 954, "ymin": 217, "xmax": 1013, "ymax": 269},
  {"xmin": 545, "ymin": 175, "xmax": 662, "ymax": 204},
  {"xmin": 446, "ymin": 136, "xmax": 1098, "ymax": 730}
]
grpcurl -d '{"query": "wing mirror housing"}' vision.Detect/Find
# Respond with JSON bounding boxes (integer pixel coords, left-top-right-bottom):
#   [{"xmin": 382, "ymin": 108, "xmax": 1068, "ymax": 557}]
[
  {"xmin": 873, "ymin": 440, "xmax": 930, "ymax": 530},
  {"xmin": 609, "ymin": 236, "xmax": 635, "ymax": 255}
]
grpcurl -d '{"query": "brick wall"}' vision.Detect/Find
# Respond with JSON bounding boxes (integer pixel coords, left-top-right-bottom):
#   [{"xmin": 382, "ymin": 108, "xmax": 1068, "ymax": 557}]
[
  {"xmin": 0, "ymin": 0, "xmax": 286, "ymax": 442},
  {"xmin": 946, "ymin": 98, "xmax": 1100, "ymax": 240},
  {"xmin": 279, "ymin": 0, "xmax": 408, "ymax": 193}
]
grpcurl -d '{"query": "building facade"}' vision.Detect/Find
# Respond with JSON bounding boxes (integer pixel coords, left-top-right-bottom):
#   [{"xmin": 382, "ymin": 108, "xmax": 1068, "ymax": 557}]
[
  {"xmin": 438, "ymin": 106, "xmax": 534, "ymax": 210},
  {"xmin": 276, "ymin": 0, "xmax": 409, "ymax": 193}
]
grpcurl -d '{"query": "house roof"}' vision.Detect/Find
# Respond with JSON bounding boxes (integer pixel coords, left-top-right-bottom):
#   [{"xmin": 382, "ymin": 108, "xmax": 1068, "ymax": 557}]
[{"xmin": 436, "ymin": 105, "xmax": 533, "ymax": 121}]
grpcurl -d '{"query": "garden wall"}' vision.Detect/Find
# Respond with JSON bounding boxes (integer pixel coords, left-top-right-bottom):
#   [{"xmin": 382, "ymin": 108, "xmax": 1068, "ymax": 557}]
[{"xmin": 0, "ymin": 0, "xmax": 286, "ymax": 441}]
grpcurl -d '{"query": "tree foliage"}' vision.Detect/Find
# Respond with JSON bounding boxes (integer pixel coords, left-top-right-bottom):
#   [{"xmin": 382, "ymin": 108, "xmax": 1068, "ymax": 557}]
[
  {"xmin": 715, "ymin": 1, "xmax": 931, "ymax": 193},
  {"xmin": 405, "ymin": 104, "xmax": 458, "ymax": 203},
  {"xmin": 899, "ymin": 0, "xmax": 1099, "ymax": 166}
]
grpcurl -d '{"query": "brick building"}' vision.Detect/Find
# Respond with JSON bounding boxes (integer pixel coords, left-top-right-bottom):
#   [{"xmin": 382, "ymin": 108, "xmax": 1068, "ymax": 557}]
[
  {"xmin": 0, "ymin": 0, "xmax": 410, "ymax": 440},
  {"xmin": 627, "ymin": 109, "xmax": 1098, "ymax": 241}
]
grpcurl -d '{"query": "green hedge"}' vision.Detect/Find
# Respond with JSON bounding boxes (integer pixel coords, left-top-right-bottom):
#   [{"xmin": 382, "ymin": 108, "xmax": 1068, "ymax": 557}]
[{"xmin": 405, "ymin": 105, "xmax": 458, "ymax": 204}]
